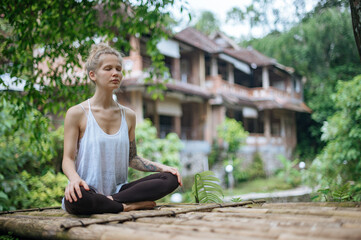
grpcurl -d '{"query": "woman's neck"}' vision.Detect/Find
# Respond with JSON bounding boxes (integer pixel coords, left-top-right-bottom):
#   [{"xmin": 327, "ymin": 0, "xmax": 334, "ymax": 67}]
[{"xmin": 90, "ymin": 89, "xmax": 117, "ymax": 109}]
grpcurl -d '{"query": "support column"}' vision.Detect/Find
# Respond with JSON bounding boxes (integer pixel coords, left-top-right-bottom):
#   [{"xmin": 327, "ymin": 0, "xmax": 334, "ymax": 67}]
[
  {"xmin": 227, "ymin": 63, "xmax": 234, "ymax": 84},
  {"xmin": 204, "ymin": 102, "xmax": 213, "ymax": 144},
  {"xmin": 211, "ymin": 55, "xmax": 218, "ymax": 77},
  {"xmin": 154, "ymin": 100, "xmax": 160, "ymax": 136},
  {"xmin": 129, "ymin": 36, "xmax": 140, "ymax": 56},
  {"xmin": 191, "ymin": 104, "xmax": 199, "ymax": 140},
  {"xmin": 281, "ymin": 115, "xmax": 286, "ymax": 138},
  {"xmin": 199, "ymin": 51, "xmax": 205, "ymax": 87},
  {"xmin": 212, "ymin": 105, "xmax": 226, "ymax": 144},
  {"xmin": 174, "ymin": 116, "xmax": 181, "ymax": 137},
  {"xmin": 264, "ymin": 110, "xmax": 271, "ymax": 141},
  {"xmin": 171, "ymin": 58, "xmax": 181, "ymax": 81},
  {"xmin": 128, "ymin": 36, "xmax": 143, "ymax": 77},
  {"xmin": 130, "ymin": 91, "xmax": 143, "ymax": 124},
  {"xmin": 262, "ymin": 66, "xmax": 270, "ymax": 89}
]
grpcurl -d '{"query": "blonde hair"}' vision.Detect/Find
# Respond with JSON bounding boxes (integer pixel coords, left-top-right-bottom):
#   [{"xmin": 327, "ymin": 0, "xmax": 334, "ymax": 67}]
[{"xmin": 85, "ymin": 43, "xmax": 123, "ymax": 81}]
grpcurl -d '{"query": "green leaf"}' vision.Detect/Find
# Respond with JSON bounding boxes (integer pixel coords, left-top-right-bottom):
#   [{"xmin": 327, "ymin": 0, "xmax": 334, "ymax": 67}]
[{"xmin": 191, "ymin": 171, "xmax": 224, "ymax": 203}]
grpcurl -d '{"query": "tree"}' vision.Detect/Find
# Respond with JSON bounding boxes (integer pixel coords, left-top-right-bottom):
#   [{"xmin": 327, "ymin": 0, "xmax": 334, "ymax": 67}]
[
  {"xmin": 245, "ymin": 7, "xmax": 361, "ymax": 161},
  {"xmin": 226, "ymin": 0, "xmax": 308, "ymax": 38},
  {"xmin": 0, "ymin": 0, "xmax": 186, "ymax": 210},
  {"xmin": 350, "ymin": 0, "xmax": 361, "ymax": 60},
  {"xmin": 194, "ymin": 10, "xmax": 220, "ymax": 35},
  {"xmin": 305, "ymin": 75, "xmax": 361, "ymax": 201},
  {"xmin": 0, "ymin": 0, "xmax": 186, "ymax": 132}
]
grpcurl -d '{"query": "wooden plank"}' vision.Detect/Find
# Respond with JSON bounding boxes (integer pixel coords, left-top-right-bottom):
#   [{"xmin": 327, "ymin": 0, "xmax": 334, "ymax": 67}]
[
  {"xmin": 212, "ymin": 207, "xmax": 361, "ymax": 219},
  {"xmin": 1, "ymin": 202, "xmax": 361, "ymax": 240},
  {"xmin": 123, "ymin": 221, "xmax": 270, "ymax": 240}
]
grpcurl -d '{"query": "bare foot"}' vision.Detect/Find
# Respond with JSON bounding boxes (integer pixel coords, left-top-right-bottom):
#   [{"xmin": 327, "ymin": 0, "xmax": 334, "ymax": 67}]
[{"xmin": 122, "ymin": 201, "xmax": 156, "ymax": 211}]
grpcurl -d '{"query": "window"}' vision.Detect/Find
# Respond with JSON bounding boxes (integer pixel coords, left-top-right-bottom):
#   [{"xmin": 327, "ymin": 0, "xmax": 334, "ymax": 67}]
[
  {"xmin": 217, "ymin": 59, "xmax": 228, "ymax": 81},
  {"xmin": 271, "ymin": 113, "xmax": 281, "ymax": 136},
  {"xmin": 159, "ymin": 115, "xmax": 174, "ymax": 138},
  {"xmin": 226, "ymin": 109, "xmax": 264, "ymax": 134}
]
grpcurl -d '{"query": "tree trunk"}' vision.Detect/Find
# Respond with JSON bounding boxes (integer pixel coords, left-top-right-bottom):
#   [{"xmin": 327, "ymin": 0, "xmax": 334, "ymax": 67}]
[{"xmin": 350, "ymin": 0, "xmax": 361, "ymax": 61}]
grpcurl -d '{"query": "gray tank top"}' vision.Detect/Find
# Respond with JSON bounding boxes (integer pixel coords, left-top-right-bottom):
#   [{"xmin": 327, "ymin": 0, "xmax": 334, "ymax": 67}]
[{"xmin": 62, "ymin": 100, "xmax": 129, "ymax": 210}]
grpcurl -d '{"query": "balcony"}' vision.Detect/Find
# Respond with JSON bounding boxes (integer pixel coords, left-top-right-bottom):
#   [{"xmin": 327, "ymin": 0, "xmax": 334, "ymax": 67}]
[{"xmin": 206, "ymin": 76, "xmax": 302, "ymax": 102}]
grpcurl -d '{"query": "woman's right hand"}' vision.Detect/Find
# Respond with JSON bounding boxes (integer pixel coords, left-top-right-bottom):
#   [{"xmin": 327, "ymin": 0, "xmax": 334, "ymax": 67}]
[{"xmin": 65, "ymin": 178, "xmax": 90, "ymax": 203}]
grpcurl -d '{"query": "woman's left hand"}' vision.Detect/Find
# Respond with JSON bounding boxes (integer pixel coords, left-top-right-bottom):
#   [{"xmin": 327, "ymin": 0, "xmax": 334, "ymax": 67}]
[{"xmin": 161, "ymin": 166, "xmax": 183, "ymax": 186}]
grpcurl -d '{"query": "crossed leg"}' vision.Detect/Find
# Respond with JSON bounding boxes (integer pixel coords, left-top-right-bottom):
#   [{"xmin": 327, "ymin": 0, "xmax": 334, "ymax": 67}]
[{"xmin": 64, "ymin": 172, "xmax": 179, "ymax": 215}]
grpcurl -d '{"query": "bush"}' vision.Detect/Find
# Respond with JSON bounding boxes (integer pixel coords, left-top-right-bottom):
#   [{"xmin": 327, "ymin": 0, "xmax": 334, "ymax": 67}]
[
  {"xmin": 304, "ymin": 75, "xmax": 361, "ymax": 201},
  {"xmin": 18, "ymin": 171, "xmax": 68, "ymax": 208},
  {"xmin": 210, "ymin": 118, "xmax": 248, "ymax": 185},
  {"xmin": 0, "ymin": 99, "xmax": 62, "ymax": 211},
  {"xmin": 247, "ymin": 152, "xmax": 266, "ymax": 180},
  {"xmin": 128, "ymin": 119, "xmax": 183, "ymax": 181},
  {"xmin": 276, "ymin": 155, "xmax": 301, "ymax": 187}
]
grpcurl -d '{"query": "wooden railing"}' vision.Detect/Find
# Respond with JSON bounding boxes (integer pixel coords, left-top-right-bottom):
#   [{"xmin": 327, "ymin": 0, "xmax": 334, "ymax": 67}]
[{"xmin": 206, "ymin": 76, "xmax": 302, "ymax": 101}]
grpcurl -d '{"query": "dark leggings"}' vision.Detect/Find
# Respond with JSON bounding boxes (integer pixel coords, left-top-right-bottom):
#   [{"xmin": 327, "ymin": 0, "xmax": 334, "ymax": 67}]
[{"xmin": 64, "ymin": 172, "xmax": 179, "ymax": 215}]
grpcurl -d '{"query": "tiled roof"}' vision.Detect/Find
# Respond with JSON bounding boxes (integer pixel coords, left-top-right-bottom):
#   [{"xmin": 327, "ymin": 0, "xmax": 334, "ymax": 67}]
[
  {"xmin": 174, "ymin": 27, "xmax": 222, "ymax": 53},
  {"xmin": 1, "ymin": 201, "xmax": 361, "ymax": 239},
  {"xmin": 174, "ymin": 27, "xmax": 277, "ymax": 67},
  {"xmin": 224, "ymin": 48, "xmax": 276, "ymax": 67}
]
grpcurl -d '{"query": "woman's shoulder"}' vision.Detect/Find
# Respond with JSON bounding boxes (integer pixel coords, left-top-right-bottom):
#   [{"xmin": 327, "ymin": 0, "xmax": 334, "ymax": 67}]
[
  {"xmin": 65, "ymin": 101, "xmax": 88, "ymax": 120},
  {"xmin": 118, "ymin": 104, "xmax": 136, "ymax": 124},
  {"xmin": 117, "ymin": 104, "xmax": 134, "ymax": 116}
]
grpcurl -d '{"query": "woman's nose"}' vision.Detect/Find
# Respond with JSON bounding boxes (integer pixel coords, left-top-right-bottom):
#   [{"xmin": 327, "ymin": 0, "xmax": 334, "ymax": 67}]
[{"xmin": 112, "ymin": 70, "xmax": 119, "ymax": 76}]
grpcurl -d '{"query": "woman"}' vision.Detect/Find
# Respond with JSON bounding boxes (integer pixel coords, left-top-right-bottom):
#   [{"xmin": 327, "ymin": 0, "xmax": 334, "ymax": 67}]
[{"xmin": 62, "ymin": 43, "xmax": 182, "ymax": 215}]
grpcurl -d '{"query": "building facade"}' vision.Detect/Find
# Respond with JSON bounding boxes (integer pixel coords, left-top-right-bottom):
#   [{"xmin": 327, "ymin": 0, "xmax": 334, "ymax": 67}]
[{"xmin": 116, "ymin": 27, "xmax": 310, "ymax": 176}]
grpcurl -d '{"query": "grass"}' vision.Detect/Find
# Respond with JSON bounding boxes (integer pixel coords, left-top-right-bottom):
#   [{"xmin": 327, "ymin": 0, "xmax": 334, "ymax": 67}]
[{"xmin": 223, "ymin": 176, "xmax": 296, "ymax": 196}]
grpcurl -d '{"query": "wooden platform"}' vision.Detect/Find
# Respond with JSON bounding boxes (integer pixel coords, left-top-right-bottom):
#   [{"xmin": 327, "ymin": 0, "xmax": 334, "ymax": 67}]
[{"xmin": 1, "ymin": 201, "xmax": 361, "ymax": 240}]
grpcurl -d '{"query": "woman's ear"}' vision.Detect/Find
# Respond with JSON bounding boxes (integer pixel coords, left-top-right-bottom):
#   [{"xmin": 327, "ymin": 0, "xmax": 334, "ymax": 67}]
[{"xmin": 89, "ymin": 71, "xmax": 96, "ymax": 82}]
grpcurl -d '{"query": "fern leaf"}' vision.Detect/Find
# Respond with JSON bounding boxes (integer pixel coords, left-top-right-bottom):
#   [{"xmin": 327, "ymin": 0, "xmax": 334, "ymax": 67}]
[{"xmin": 192, "ymin": 171, "xmax": 224, "ymax": 203}]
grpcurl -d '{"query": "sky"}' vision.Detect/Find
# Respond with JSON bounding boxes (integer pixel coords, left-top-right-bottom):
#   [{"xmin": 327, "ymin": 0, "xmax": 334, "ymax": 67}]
[{"xmin": 171, "ymin": 0, "xmax": 318, "ymax": 40}]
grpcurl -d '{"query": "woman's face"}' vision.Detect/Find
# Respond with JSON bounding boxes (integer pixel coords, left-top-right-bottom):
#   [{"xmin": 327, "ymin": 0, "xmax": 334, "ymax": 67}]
[{"xmin": 89, "ymin": 54, "xmax": 123, "ymax": 90}]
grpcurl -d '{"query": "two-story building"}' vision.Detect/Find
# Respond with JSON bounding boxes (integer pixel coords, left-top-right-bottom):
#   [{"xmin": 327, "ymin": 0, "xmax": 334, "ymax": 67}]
[{"xmin": 115, "ymin": 27, "xmax": 310, "ymax": 176}]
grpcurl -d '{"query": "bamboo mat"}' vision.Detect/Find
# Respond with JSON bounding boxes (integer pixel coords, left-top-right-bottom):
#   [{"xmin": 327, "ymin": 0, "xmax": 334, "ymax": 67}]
[{"xmin": 1, "ymin": 201, "xmax": 361, "ymax": 240}]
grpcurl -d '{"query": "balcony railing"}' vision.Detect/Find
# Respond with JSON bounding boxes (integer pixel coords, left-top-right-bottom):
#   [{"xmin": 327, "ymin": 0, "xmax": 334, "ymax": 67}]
[{"xmin": 206, "ymin": 76, "xmax": 302, "ymax": 101}]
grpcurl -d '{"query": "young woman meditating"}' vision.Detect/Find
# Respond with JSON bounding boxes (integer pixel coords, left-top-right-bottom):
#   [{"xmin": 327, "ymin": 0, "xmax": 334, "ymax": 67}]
[{"xmin": 62, "ymin": 43, "xmax": 181, "ymax": 215}]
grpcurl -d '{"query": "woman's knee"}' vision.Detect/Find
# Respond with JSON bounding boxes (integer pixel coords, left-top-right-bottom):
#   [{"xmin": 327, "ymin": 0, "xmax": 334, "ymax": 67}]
[
  {"xmin": 64, "ymin": 186, "xmax": 93, "ymax": 214},
  {"xmin": 161, "ymin": 172, "xmax": 179, "ymax": 191}
]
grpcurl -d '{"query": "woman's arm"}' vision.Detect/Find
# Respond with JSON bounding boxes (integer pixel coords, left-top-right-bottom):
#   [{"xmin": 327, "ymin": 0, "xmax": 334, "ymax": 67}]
[
  {"xmin": 62, "ymin": 106, "xmax": 90, "ymax": 202},
  {"xmin": 127, "ymin": 110, "xmax": 182, "ymax": 186}
]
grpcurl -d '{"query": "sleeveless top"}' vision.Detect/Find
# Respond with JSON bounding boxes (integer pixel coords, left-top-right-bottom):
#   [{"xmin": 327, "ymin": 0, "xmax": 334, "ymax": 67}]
[{"xmin": 62, "ymin": 99, "xmax": 129, "ymax": 210}]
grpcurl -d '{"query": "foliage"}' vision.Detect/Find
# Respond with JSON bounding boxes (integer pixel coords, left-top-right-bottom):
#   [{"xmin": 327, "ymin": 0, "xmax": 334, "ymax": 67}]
[
  {"xmin": 194, "ymin": 10, "xmax": 220, "ymax": 35},
  {"xmin": 311, "ymin": 182, "xmax": 354, "ymax": 202},
  {"xmin": 231, "ymin": 197, "xmax": 242, "ymax": 203},
  {"xmin": 210, "ymin": 118, "xmax": 248, "ymax": 185},
  {"xmin": 276, "ymin": 155, "xmax": 301, "ymax": 187},
  {"xmin": 191, "ymin": 171, "xmax": 224, "ymax": 203},
  {"xmin": 207, "ymin": 140, "xmax": 221, "ymax": 169},
  {"xmin": 304, "ymin": 75, "xmax": 361, "ymax": 201},
  {"xmin": 247, "ymin": 7, "xmax": 361, "ymax": 162},
  {"xmin": 247, "ymin": 152, "xmax": 266, "ymax": 180},
  {"xmin": 0, "ymin": 99, "xmax": 62, "ymax": 211},
  {"xmin": 17, "ymin": 171, "xmax": 68, "ymax": 209},
  {"xmin": 128, "ymin": 119, "xmax": 183, "ymax": 181},
  {"xmin": 217, "ymin": 117, "xmax": 248, "ymax": 155},
  {"xmin": 226, "ymin": 0, "xmax": 312, "ymax": 38},
  {"xmin": 0, "ymin": 0, "xmax": 187, "ymax": 142},
  {"xmin": 0, "ymin": 232, "xmax": 18, "ymax": 240}
]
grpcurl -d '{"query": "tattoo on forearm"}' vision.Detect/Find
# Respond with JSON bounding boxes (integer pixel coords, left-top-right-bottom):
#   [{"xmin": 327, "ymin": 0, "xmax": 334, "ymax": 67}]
[
  {"xmin": 129, "ymin": 140, "xmax": 137, "ymax": 161},
  {"xmin": 129, "ymin": 140, "xmax": 161, "ymax": 172}
]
